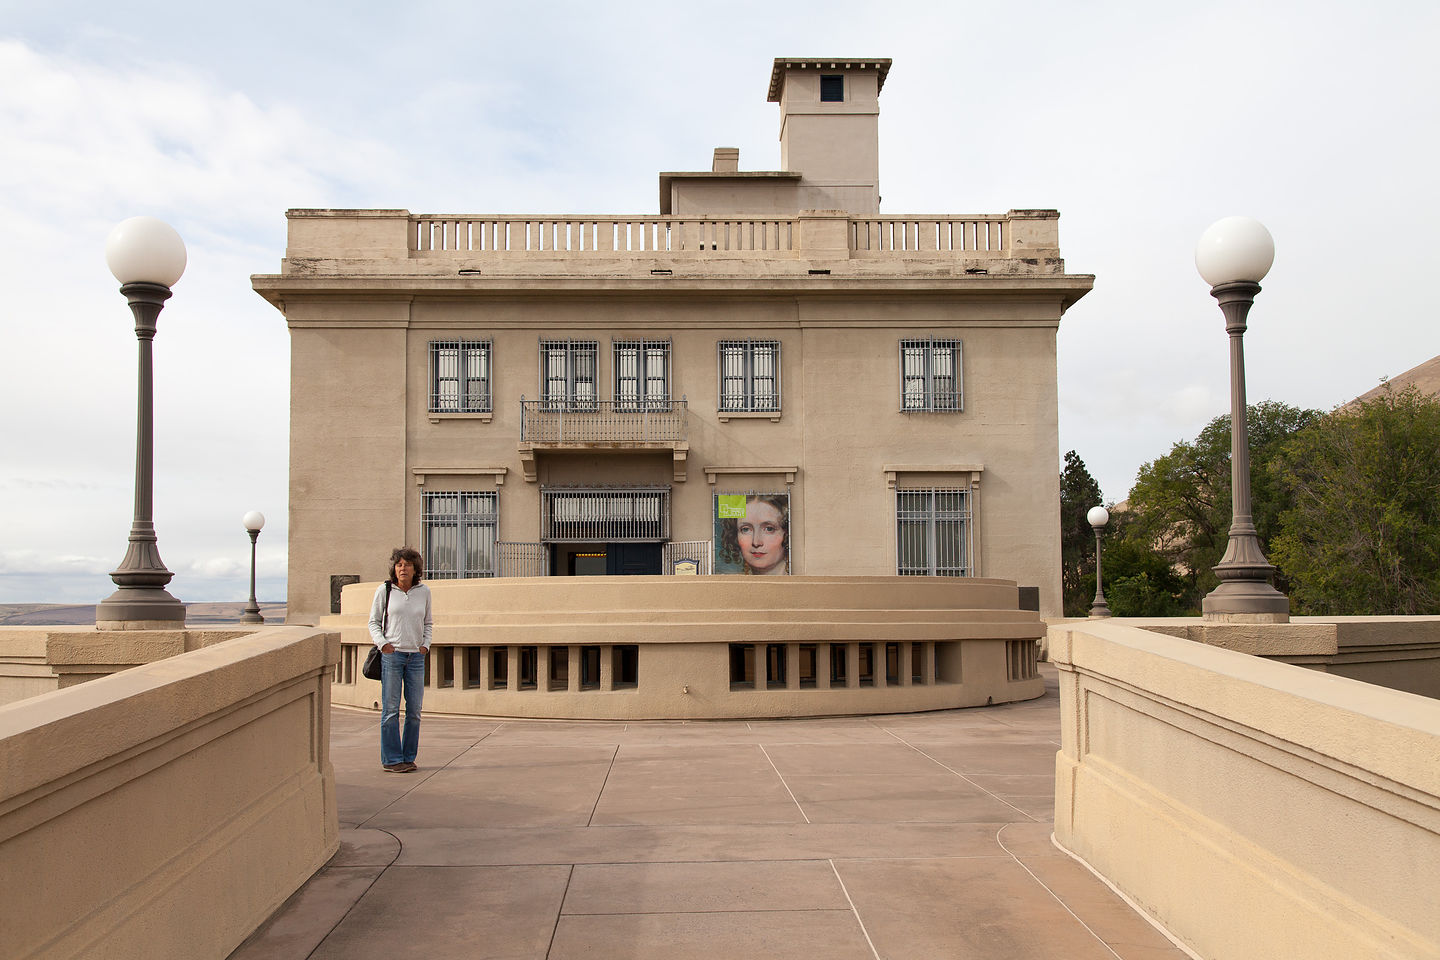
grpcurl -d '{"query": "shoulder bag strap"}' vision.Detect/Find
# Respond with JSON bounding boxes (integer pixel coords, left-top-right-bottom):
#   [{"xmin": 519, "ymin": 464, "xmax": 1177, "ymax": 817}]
[{"xmin": 383, "ymin": 581, "xmax": 391, "ymax": 634}]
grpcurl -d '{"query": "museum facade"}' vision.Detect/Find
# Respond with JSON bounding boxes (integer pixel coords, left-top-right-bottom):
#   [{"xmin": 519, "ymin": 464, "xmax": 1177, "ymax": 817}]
[{"xmin": 254, "ymin": 57, "xmax": 1091, "ymax": 625}]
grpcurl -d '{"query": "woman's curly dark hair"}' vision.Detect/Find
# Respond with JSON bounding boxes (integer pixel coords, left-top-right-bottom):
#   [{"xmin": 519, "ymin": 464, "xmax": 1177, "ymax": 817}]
[
  {"xmin": 386, "ymin": 546, "xmax": 424, "ymax": 584},
  {"xmin": 717, "ymin": 494, "xmax": 789, "ymax": 573}
]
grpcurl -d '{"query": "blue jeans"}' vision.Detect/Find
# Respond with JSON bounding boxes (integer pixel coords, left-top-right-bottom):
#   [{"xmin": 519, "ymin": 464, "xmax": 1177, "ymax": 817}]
[{"xmin": 380, "ymin": 650, "xmax": 425, "ymax": 765}]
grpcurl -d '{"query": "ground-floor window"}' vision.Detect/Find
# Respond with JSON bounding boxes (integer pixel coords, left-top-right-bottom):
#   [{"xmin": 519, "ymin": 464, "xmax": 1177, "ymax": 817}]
[
  {"xmin": 423, "ymin": 491, "xmax": 498, "ymax": 579},
  {"xmin": 896, "ymin": 487, "xmax": 971, "ymax": 576}
]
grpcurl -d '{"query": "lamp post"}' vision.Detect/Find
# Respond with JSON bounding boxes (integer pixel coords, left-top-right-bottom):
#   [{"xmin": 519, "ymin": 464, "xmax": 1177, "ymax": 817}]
[
  {"xmin": 95, "ymin": 217, "xmax": 188, "ymax": 629},
  {"xmin": 1195, "ymin": 216, "xmax": 1289, "ymax": 621},
  {"xmin": 1088, "ymin": 505, "xmax": 1111, "ymax": 618},
  {"xmin": 241, "ymin": 511, "xmax": 266, "ymax": 624}
]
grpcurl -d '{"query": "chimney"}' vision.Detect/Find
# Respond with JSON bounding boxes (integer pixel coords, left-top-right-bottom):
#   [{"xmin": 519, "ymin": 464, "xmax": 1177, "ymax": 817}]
[{"xmin": 712, "ymin": 147, "xmax": 739, "ymax": 173}]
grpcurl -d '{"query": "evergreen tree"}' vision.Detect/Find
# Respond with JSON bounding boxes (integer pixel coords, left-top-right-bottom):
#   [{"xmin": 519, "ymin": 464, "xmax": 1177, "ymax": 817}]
[{"xmin": 1059, "ymin": 450, "xmax": 1104, "ymax": 616}]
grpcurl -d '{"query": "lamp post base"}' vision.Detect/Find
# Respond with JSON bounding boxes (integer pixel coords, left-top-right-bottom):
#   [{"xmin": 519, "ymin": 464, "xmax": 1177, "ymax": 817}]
[
  {"xmin": 1201, "ymin": 579, "xmax": 1289, "ymax": 622},
  {"xmin": 95, "ymin": 587, "xmax": 186, "ymax": 628}
]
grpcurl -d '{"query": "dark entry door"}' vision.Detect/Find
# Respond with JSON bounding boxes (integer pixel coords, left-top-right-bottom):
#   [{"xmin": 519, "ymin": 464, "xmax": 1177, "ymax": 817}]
[{"xmin": 607, "ymin": 543, "xmax": 662, "ymax": 575}]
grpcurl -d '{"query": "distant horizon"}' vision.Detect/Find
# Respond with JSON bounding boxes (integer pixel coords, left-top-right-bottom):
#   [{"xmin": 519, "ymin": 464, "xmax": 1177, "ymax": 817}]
[{"xmin": 0, "ymin": 600, "xmax": 288, "ymax": 628}]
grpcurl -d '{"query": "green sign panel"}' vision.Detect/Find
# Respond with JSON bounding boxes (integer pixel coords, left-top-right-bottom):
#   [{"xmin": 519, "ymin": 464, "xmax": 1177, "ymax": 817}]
[{"xmin": 717, "ymin": 494, "xmax": 746, "ymax": 519}]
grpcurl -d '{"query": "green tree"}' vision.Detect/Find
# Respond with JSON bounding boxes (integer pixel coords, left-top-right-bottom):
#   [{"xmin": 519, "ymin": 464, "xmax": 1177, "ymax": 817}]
[
  {"xmin": 1060, "ymin": 450, "xmax": 1104, "ymax": 616},
  {"xmin": 1270, "ymin": 388, "xmax": 1440, "ymax": 615},
  {"xmin": 1127, "ymin": 400, "xmax": 1321, "ymax": 607}
]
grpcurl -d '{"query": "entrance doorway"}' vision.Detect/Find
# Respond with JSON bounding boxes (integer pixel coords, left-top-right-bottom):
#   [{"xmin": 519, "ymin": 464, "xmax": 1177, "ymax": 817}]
[{"xmin": 558, "ymin": 543, "xmax": 663, "ymax": 576}]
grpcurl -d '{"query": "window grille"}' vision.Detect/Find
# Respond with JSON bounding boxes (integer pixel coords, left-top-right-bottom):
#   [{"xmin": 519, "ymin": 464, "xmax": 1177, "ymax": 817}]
[
  {"xmin": 820, "ymin": 74, "xmax": 844, "ymax": 102},
  {"xmin": 539, "ymin": 339, "xmax": 599, "ymax": 410},
  {"xmin": 899, "ymin": 338, "xmax": 962, "ymax": 412},
  {"xmin": 541, "ymin": 486, "xmax": 670, "ymax": 542},
  {"xmin": 429, "ymin": 340, "xmax": 492, "ymax": 412},
  {"xmin": 613, "ymin": 339, "xmax": 671, "ymax": 410},
  {"xmin": 718, "ymin": 340, "xmax": 781, "ymax": 412},
  {"xmin": 422, "ymin": 491, "xmax": 498, "ymax": 579},
  {"xmin": 896, "ymin": 487, "xmax": 971, "ymax": 576}
]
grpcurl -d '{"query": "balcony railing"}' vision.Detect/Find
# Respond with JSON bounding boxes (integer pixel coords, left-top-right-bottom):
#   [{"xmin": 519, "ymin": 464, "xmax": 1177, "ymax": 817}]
[
  {"xmin": 520, "ymin": 399, "xmax": 688, "ymax": 443},
  {"xmin": 406, "ymin": 211, "xmax": 1055, "ymax": 260},
  {"xmin": 415, "ymin": 217, "xmax": 793, "ymax": 256}
]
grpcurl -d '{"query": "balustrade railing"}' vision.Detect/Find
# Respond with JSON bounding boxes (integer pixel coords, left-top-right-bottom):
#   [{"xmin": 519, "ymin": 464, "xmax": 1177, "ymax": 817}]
[
  {"xmin": 414, "ymin": 216, "xmax": 793, "ymax": 256},
  {"xmin": 411, "ymin": 214, "xmax": 1022, "ymax": 258},
  {"xmin": 850, "ymin": 217, "xmax": 1008, "ymax": 255},
  {"xmin": 520, "ymin": 399, "xmax": 688, "ymax": 443}
]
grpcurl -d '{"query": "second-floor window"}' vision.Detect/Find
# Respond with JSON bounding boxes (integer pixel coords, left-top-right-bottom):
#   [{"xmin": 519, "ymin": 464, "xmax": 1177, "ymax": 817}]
[
  {"xmin": 539, "ymin": 339, "xmax": 598, "ymax": 409},
  {"xmin": 900, "ymin": 338, "xmax": 962, "ymax": 412},
  {"xmin": 429, "ymin": 340, "xmax": 491, "ymax": 412},
  {"xmin": 719, "ymin": 340, "xmax": 781, "ymax": 413},
  {"xmin": 614, "ymin": 339, "xmax": 671, "ymax": 410}
]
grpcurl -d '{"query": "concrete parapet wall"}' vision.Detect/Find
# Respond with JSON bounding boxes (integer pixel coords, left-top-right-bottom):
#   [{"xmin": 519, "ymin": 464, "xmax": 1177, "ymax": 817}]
[
  {"xmin": 1114, "ymin": 615, "xmax": 1440, "ymax": 699},
  {"xmin": 0, "ymin": 627, "xmax": 251, "ymax": 707},
  {"xmin": 1050, "ymin": 620, "xmax": 1440, "ymax": 959},
  {"xmin": 325, "ymin": 576, "xmax": 1045, "ymax": 718},
  {"xmin": 0, "ymin": 627, "xmax": 341, "ymax": 960}
]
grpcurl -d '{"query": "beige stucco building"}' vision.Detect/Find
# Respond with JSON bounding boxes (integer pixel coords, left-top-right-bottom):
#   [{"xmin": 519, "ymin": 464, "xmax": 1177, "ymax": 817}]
[{"xmin": 253, "ymin": 58, "xmax": 1093, "ymax": 631}]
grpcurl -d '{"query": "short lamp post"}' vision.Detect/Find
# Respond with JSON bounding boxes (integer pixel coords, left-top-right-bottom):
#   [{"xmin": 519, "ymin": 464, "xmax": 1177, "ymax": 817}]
[
  {"xmin": 1195, "ymin": 216, "xmax": 1289, "ymax": 621},
  {"xmin": 1088, "ymin": 506, "xmax": 1111, "ymax": 618},
  {"xmin": 95, "ymin": 218, "xmax": 188, "ymax": 629},
  {"xmin": 241, "ymin": 511, "xmax": 266, "ymax": 624}
]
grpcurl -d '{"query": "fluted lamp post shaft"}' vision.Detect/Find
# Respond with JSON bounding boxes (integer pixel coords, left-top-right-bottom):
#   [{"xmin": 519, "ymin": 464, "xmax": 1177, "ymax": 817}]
[
  {"xmin": 1088, "ymin": 506, "xmax": 1111, "ymax": 618},
  {"xmin": 1195, "ymin": 217, "xmax": 1289, "ymax": 621},
  {"xmin": 241, "ymin": 511, "xmax": 266, "ymax": 623},
  {"xmin": 95, "ymin": 218, "xmax": 188, "ymax": 629}
]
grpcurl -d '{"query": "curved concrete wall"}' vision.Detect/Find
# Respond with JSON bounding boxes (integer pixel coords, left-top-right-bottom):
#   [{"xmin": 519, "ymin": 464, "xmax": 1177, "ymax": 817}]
[{"xmin": 324, "ymin": 576, "xmax": 1044, "ymax": 719}]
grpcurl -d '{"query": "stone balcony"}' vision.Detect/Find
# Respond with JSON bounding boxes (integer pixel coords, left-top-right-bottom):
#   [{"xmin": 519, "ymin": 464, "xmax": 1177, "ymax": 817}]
[{"xmin": 518, "ymin": 399, "xmax": 689, "ymax": 482}]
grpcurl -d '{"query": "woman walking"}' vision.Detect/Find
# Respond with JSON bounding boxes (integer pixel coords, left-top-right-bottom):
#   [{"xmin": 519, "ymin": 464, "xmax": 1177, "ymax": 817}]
[{"xmin": 368, "ymin": 547, "xmax": 433, "ymax": 773}]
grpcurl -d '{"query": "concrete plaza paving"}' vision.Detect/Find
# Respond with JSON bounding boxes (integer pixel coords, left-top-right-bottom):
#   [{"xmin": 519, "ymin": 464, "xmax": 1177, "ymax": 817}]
[{"xmin": 233, "ymin": 665, "xmax": 1189, "ymax": 959}]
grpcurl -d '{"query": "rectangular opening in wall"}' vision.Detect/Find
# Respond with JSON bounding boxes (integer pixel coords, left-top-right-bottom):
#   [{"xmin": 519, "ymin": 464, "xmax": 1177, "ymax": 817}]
[
  {"xmin": 935, "ymin": 641, "xmax": 962, "ymax": 683},
  {"xmin": 465, "ymin": 647, "xmax": 485, "ymax": 689},
  {"xmin": 613, "ymin": 645, "xmax": 638, "ymax": 688},
  {"xmin": 858, "ymin": 643, "xmax": 875, "ymax": 687},
  {"xmin": 519, "ymin": 646, "xmax": 538, "ymax": 690},
  {"xmin": 423, "ymin": 652, "xmax": 432, "ymax": 688},
  {"xmin": 341, "ymin": 645, "xmax": 356, "ymax": 684},
  {"xmin": 437, "ymin": 646, "xmax": 455, "ymax": 688},
  {"xmin": 491, "ymin": 646, "xmax": 508, "ymax": 689},
  {"xmin": 885, "ymin": 643, "xmax": 900, "ymax": 685},
  {"xmin": 830, "ymin": 644, "xmax": 847, "ymax": 686},
  {"xmin": 581, "ymin": 646, "xmax": 601, "ymax": 689},
  {"xmin": 549, "ymin": 646, "xmax": 569, "ymax": 689},
  {"xmin": 767, "ymin": 644, "xmax": 787, "ymax": 689},
  {"xmin": 798, "ymin": 644, "xmax": 817, "ymax": 688},
  {"xmin": 911, "ymin": 642, "xmax": 925, "ymax": 684},
  {"xmin": 820, "ymin": 74, "xmax": 844, "ymax": 102},
  {"xmin": 729, "ymin": 643, "xmax": 755, "ymax": 689}
]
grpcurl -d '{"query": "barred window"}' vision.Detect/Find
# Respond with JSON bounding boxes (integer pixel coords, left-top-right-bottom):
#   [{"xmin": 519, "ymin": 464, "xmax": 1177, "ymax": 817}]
[
  {"xmin": 539, "ymin": 339, "xmax": 598, "ymax": 410},
  {"xmin": 541, "ymin": 487, "xmax": 670, "ymax": 542},
  {"xmin": 718, "ymin": 340, "xmax": 781, "ymax": 412},
  {"xmin": 429, "ymin": 340, "xmax": 491, "ymax": 413},
  {"xmin": 614, "ymin": 339, "xmax": 670, "ymax": 410},
  {"xmin": 899, "ymin": 338, "xmax": 962, "ymax": 412},
  {"xmin": 423, "ymin": 491, "xmax": 498, "ymax": 579},
  {"xmin": 896, "ymin": 487, "xmax": 971, "ymax": 577}
]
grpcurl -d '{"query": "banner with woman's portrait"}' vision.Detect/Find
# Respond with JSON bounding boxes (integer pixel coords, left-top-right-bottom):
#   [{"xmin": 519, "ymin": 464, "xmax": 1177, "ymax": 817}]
[{"xmin": 714, "ymin": 492, "xmax": 791, "ymax": 575}]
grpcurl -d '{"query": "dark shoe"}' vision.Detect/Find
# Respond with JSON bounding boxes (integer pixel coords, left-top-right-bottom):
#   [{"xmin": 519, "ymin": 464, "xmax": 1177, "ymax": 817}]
[
  {"xmin": 383, "ymin": 763, "xmax": 407, "ymax": 773},
  {"xmin": 401, "ymin": 761, "xmax": 418, "ymax": 772}
]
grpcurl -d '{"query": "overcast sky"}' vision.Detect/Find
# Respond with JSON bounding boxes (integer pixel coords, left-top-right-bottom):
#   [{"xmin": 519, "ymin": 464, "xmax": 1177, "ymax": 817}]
[{"xmin": 3, "ymin": 1, "xmax": 1436, "ymax": 604}]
